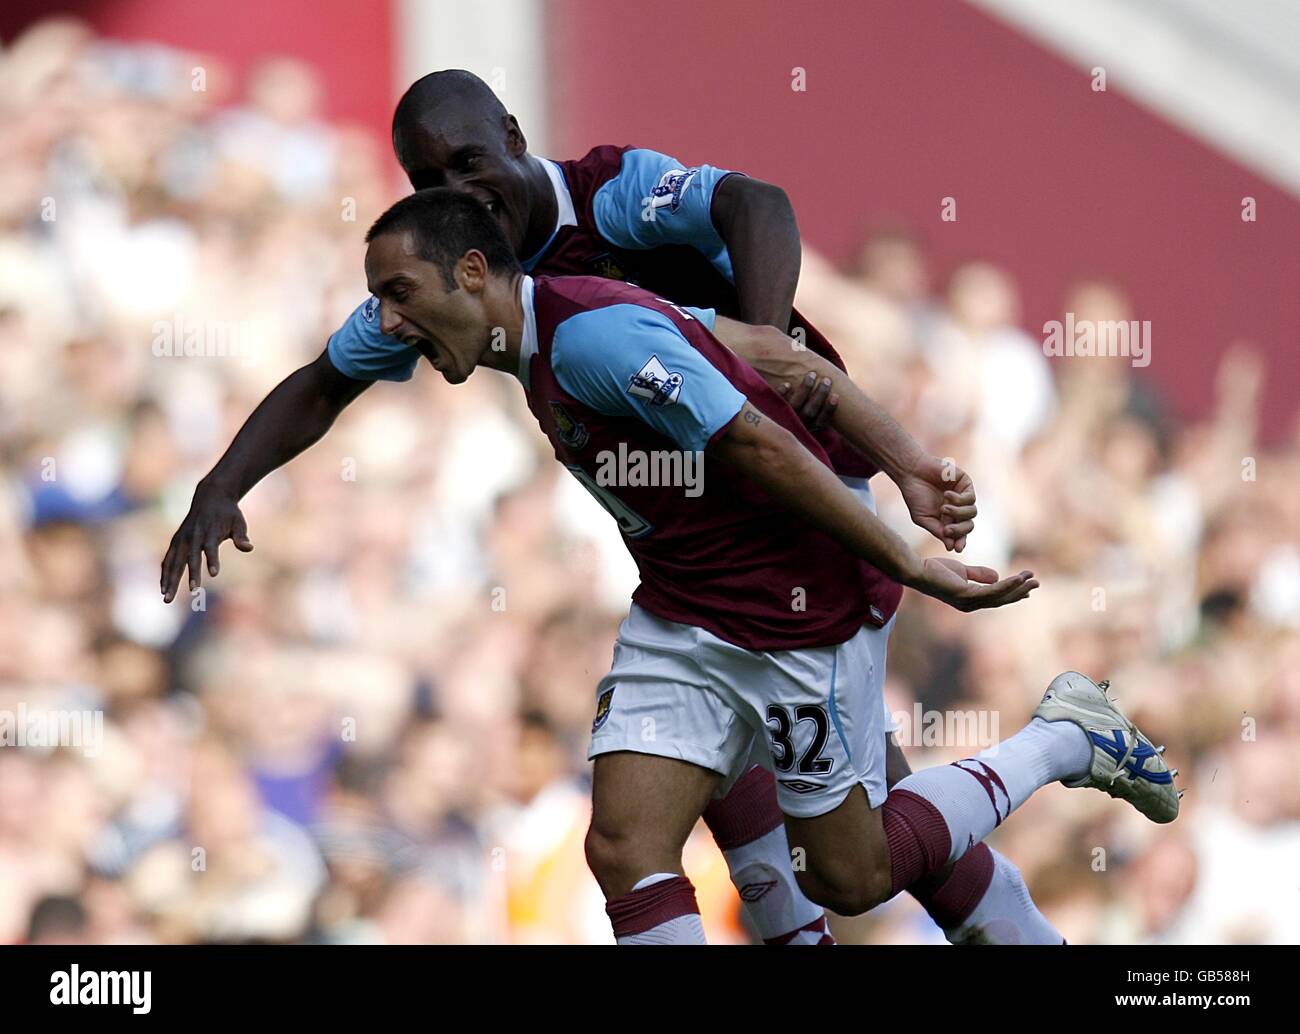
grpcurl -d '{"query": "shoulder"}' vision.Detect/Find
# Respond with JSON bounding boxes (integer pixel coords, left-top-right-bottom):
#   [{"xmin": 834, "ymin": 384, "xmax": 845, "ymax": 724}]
[
  {"xmin": 593, "ymin": 147, "xmax": 684, "ymax": 193},
  {"xmin": 536, "ymin": 273, "xmax": 653, "ymax": 316},
  {"xmin": 557, "ymin": 144, "xmax": 635, "ymax": 191},
  {"xmin": 551, "ymin": 297, "xmax": 672, "ymax": 355},
  {"xmin": 546, "ymin": 290, "xmax": 683, "ymax": 372}
]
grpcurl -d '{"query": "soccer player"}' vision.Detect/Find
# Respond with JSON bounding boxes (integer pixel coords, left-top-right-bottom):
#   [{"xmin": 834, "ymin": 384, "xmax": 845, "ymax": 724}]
[
  {"xmin": 359, "ymin": 189, "xmax": 1180, "ymax": 944},
  {"xmin": 161, "ymin": 69, "xmax": 1036, "ymax": 944}
]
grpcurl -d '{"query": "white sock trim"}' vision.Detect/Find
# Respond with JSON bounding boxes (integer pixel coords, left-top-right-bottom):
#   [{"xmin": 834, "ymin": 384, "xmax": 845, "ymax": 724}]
[{"xmin": 631, "ymin": 872, "xmax": 680, "ymax": 893}]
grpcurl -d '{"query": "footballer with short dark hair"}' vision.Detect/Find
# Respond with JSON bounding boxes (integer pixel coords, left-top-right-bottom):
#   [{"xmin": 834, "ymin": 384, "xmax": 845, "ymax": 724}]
[
  {"xmin": 355, "ymin": 186, "xmax": 1178, "ymax": 943},
  {"xmin": 164, "ymin": 70, "xmax": 1069, "ymax": 946}
]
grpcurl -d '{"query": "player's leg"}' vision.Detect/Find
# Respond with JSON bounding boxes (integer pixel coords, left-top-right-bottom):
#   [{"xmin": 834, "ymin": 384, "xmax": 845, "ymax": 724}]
[
  {"xmin": 783, "ymin": 727, "xmax": 1085, "ymax": 919},
  {"xmin": 696, "ymin": 618, "xmax": 896, "ymax": 916},
  {"xmin": 785, "ymin": 665, "xmax": 1177, "ymax": 915},
  {"xmin": 586, "ymin": 751, "xmax": 721, "ymax": 943},
  {"xmin": 886, "ymin": 731, "xmax": 1065, "ymax": 944},
  {"xmin": 696, "ymin": 678, "xmax": 1051, "ymax": 945},
  {"xmin": 882, "ymin": 695, "xmax": 954, "ymax": 897},
  {"xmin": 584, "ymin": 604, "xmax": 753, "ymax": 944},
  {"xmin": 826, "ymin": 472, "xmax": 1059, "ymax": 938},
  {"xmin": 783, "ymin": 710, "xmax": 1090, "ymax": 915},
  {"xmin": 705, "ymin": 703, "xmax": 1033, "ymax": 944},
  {"xmin": 701, "ymin": 760, "xmax": 834, "ymax": 944}
]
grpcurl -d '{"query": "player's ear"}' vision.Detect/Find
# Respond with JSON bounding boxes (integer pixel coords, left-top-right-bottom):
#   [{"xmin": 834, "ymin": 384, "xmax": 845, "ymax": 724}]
[
  {"xmin": 456, "ymin": 249, "xmax": 489, "ymax": 292},
  {"xmin": 503, "ymin": 114, "xmax": 527, "ymax": 157}
]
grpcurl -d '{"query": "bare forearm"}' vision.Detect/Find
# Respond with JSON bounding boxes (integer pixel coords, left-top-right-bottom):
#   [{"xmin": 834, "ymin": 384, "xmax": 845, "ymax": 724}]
[
  {"xmin": 713, "ymin": 318, "xmax": 926, "ymax": 480},
  {"xmin": 162, "ymin": 350, "xmax": 372, "ymax": 603},
  {"xmin": 202, "ymin": 353, "xmax": 368, "ymax": 499},
  {"xmin": 710, "ymin": 404, "xmax": 923, "ymax": 586},
  {"xmin": 822, "ymin": 368, "xmax": 925, "ymax": 480}
]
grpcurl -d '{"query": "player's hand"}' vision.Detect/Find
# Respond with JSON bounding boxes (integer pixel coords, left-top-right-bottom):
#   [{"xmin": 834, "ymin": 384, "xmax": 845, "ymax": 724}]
[
  {"xmin": 779, "ymin": 370, "xmax": 838, "ymax": 433},
  {"xmin": 896, "ymin": 456, "xmax": 977, "ymax": 552},
  {"xmin": 913, "ymin": 557, "xmax": 1037, "ymax": 612},
  {"xmin": 160, "ymin": 483, "xmax": 253, "ymax": 603}
]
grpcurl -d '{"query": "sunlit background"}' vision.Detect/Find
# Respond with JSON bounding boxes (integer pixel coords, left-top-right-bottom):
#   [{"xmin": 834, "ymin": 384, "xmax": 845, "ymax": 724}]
[{"xmin": 1, "ymin": 0, "xmax": 1299, "ymax": 944}]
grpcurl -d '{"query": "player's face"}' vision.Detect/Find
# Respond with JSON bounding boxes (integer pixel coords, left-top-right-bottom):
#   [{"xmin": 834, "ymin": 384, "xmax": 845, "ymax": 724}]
[
  {"xmin": 364, "ymin": 230, "xmax": 492, "ymax": 385},
  {"xmin": 396, "ymin": 112, "xmax": 531, "ymax": 255}
]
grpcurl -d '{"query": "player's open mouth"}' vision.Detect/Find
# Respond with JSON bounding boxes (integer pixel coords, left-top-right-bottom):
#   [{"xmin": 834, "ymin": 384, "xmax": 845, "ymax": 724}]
[{"xmin": 404, "ymin": 333, "xmax": 437, "ymax": 360}]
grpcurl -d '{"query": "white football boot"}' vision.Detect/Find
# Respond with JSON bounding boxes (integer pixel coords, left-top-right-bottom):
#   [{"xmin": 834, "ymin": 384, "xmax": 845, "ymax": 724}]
[{"xmin": 1034, "ymin": 671, "xmax": 1180, "ymax": 824}]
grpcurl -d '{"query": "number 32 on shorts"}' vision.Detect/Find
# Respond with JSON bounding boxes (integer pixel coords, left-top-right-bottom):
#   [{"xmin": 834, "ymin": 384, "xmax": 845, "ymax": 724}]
[{"xmin": 765, "ymin": 704, "xmax": 834, "ymax": 775}]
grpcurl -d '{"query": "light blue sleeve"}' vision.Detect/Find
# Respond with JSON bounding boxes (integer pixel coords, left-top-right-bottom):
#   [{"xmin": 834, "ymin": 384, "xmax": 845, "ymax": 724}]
[
  {"xmin": 551, "ymin": 305, "xmax": 745, "ymax": 453},
  {"xmin": 684, "ymin": 305, "xmax": 716, "ymax": 330},
  {"xmin": 592, "ymin": 149, "xmax": 737, "ymax": 280},
  {"xmin": 326, "ymin": 296, "xmax": 420, "ymax": 382}
]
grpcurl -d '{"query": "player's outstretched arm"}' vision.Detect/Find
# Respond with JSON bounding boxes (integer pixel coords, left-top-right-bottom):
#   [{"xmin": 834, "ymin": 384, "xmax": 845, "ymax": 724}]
[
  {"xmin": 710, "ymin": 318, "xmax": 978, "ymax": 551},
  {"xmin": 160, "ymin": 348, "xmax": 370, "ymax": 602},
  {"xmin": 708, "ymin": 401, "xmax": 1036, "ymax": 613}
]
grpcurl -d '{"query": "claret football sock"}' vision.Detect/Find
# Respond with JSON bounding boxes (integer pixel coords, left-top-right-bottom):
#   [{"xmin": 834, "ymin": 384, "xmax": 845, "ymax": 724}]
[
  {"xmin": 703, "ymin": 766, "xmax": 833, "ymax": 944},
  {"xmin": 910, "ymin": 840, "xmax": 993, "ymax": 932},
  {"xmin": 883, "ymin": 718, "xmax": 1091, "ymax": 893},
  {"xmin": 911, "ymin": 842, "xmax": 1063, "ymax": 945},
  {"xmin": 948, "ymin": 848, "xmax": 1064, "ymax": 944},
  {"xmin": 606, "ymin": 873, "xmax": 708, "ymax": 944}
]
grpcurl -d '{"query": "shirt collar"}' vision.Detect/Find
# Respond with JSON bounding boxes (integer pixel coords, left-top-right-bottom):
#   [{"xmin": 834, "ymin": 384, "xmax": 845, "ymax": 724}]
[
  {"xmin": 520, "ymin": 158, "xmax": 577, "ymax": 272},
  {"xmin": 518, "ymin": 274, "xmax": 538, "ymax": 390}
]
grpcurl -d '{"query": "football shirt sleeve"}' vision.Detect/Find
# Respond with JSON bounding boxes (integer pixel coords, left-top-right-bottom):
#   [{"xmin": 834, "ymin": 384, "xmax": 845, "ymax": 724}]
[
  {"xmin": 550, "ymin": 304, "xmax": 746, "ymax": 453},
  {"xmin": 592, "ymin": 149, "xmax": 737, "ymax": 279},
  {"xmin": 683, "ymin": 305, "xmax": 716, "ymax": 330},
  {"xmin": 326, "ymin": 296, "xmax": 421, "ymax": 382}
]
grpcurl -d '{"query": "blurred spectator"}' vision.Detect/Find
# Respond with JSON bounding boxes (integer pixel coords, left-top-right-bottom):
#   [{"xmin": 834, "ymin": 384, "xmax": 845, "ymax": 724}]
[
  {"xmin": 25, "ymin": 895, "xmax": 91, "ymax": 945},
  {"xmin": 0, "ymin": 16, "xmax": 1296, "ymax": 945}
]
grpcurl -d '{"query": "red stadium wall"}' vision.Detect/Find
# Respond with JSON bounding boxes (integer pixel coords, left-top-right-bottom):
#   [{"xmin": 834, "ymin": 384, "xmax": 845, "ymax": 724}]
[
  {"xmin": 549, "ymin": 0, "xmax": 1300, "ymax": 438},
  {"xmin": 1, "ymin": 0, "xmax": 394, "ymax": 145}
]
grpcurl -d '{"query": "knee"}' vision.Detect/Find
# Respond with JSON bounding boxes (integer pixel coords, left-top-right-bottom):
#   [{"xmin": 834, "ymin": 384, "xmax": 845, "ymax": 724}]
[
  {"xmin": 583, "ymin": 822, "xmax": 625, "ymax": 888},
  {"xmin": 585, "ymin": 821, "xmax": 662, "ymax": 898},
  {"xmin": 795, "ymin": 859, "xmax": 893, "ymax": 917}
]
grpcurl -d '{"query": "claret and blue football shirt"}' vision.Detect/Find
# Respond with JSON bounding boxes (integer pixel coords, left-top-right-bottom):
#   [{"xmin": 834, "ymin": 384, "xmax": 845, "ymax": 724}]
[{"xmin": 517, "ymin": 273, "xmax": 901, "ymax": 650}]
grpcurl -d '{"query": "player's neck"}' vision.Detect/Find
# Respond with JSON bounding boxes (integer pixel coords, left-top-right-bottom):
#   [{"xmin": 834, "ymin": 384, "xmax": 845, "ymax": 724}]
[
  {"xmin": 517, "ymin": 154, "xmax": 558, "ymax": 259},
  {"xmin": 477, "ymin": 272, "xmax": 527, "ymax": 378}
]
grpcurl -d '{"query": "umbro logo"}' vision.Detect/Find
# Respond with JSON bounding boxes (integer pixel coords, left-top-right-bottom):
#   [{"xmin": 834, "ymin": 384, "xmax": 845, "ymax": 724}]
[
  {"xmin": 778, "ymin": 778, "xmax": 826, "ymax": 794},
  {"xmin": 739, "ymin": 880, "xmax": 778, "ymax": 902}
]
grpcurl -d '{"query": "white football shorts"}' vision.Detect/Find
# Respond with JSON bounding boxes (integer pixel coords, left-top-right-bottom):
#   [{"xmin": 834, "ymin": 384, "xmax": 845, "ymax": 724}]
[{"xmin": 588, "ymin": 602, "xmax": 896, "ymax": 818}]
